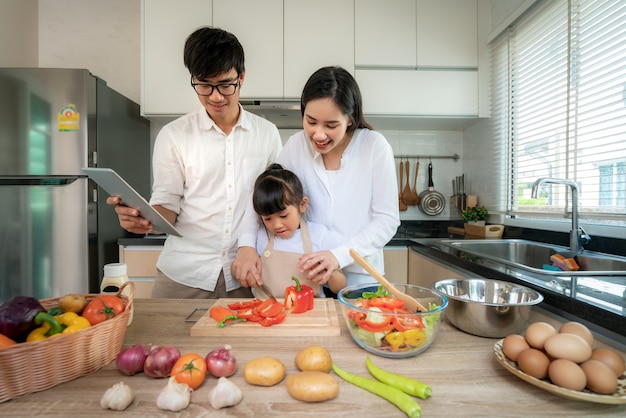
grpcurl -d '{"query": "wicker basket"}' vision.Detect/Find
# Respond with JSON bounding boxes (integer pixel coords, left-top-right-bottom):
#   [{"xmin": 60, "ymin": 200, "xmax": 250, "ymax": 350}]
[{"xmin": 0, "ymin": 282, "xmax": 134, "ymax": 403}]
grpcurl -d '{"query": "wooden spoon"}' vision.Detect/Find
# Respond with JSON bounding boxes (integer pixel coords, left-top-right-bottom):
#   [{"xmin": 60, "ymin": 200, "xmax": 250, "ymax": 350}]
[
  {"xmin": 411, "ymin": 160, "xmax": 420, "ymax": 205},
  {"xmin": 398, "ymin": 160, "xmax": 407, "ymax": 211},
  {"xmin": 401, "ymin": 159, "xmax": 413, "ymax": 206},
  {"xmin": 349, "ymin": 248, "xmax": 427, "ymax": 312}
]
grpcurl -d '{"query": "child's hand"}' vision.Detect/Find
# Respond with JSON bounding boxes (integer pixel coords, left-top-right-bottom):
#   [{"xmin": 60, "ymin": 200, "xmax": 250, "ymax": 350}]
[{"xmin": 298, "ymin": 251, "xmax": 339, "ymax": 284}]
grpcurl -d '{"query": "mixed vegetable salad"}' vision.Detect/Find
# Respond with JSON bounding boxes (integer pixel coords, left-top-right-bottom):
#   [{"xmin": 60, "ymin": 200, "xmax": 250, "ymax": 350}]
[{"xmin": 346, "ymin": 287, "xmax": 441, "ymax": 353}]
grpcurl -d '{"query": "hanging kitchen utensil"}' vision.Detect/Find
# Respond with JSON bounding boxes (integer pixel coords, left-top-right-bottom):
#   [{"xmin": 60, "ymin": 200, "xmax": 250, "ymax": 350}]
[
  {"xmin": 460, "ymin": 173, "xmax": 467, "ymax": 210},
  {"xmin": 418, "ymin": 161, "xmax": 446, "ymax": 216},
  {"xmin": 408, "ymin": 159, "xmax": 420, "ymax": 206},
  {"xmin": 349, "ymin": 248, "xmax": 427, "ymax": 312},
  {"xmin": 400, "ymin": 159, "xmax": 413, "ymax": 206},
  {"xmin": 398, "ymin": 159, "xmax": 407, "ymax": 211}
]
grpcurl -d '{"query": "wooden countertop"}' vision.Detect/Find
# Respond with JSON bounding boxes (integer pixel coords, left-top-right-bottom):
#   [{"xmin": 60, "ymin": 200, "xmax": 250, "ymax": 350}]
[{"xmin": 1, "ymin": 299, "xmax": 624, "ymax": 417}]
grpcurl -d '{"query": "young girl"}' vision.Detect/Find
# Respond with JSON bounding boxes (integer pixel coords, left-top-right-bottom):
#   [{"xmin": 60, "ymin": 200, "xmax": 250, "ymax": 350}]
[{"xmin": 252, "ymin": 164, "xmax": 346, "ymax": 298}]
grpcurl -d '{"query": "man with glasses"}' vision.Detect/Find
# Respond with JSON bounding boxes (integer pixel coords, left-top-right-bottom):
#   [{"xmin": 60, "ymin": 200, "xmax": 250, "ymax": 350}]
[{"xmin": 107, "ymin": 27, "xmax": 282, "ymax": 299}]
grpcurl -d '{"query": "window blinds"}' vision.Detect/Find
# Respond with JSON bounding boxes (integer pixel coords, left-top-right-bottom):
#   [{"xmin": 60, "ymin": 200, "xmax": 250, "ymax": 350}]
[{"xmin": 491, "ymin": 0, "xmax": 626, "ymax": 227}]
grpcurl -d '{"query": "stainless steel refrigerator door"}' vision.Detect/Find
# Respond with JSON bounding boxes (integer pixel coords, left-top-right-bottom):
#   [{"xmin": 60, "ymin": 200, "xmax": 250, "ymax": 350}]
[
  {"xmin": 0, "ymin": 180, "xmax": 89, "ymax": 301},
  {"xmin": 0, "ymin": 68, "xmax": 90, "ymax": 176}
]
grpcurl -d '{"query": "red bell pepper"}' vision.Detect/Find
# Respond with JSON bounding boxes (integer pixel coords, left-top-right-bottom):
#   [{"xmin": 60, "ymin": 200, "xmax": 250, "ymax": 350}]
[
  {"xmin": 284, "ymin": 276, "xmax": 314, "ymax": 313},
  {"xmin": 259, "ymin": 313, "xmax": 286, "ymax": 327}
]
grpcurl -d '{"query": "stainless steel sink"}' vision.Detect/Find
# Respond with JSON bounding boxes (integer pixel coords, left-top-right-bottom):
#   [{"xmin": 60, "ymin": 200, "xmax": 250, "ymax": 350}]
[{"xmin": 434, "ymin": 239, "xmax": 626, "ymax": 276}]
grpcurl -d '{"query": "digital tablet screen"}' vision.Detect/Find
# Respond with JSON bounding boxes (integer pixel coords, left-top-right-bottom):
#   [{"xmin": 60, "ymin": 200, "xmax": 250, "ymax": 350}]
[{"xmin": 82, "ymin": 167, "xmax": 182, "ymax": 237}]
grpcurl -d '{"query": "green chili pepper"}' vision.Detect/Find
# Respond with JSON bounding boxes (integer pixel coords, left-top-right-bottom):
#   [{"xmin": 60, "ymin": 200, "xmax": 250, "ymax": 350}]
[
  {"xmin": 332, "ymin": 362, "xmax": 421, "ymax": 418},
  {"xmin": 366, "ymin": 356, "xmax": 432, "ymax": 400}
]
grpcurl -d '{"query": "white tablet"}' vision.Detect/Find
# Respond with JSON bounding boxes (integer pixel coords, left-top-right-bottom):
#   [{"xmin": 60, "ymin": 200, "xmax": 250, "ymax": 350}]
[{"xmin": 82, "ymin": 167, "xmax": 182, "ymax": 237}]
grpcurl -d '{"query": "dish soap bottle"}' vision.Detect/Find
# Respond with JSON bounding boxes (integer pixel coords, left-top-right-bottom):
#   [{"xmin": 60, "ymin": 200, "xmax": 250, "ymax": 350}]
[{"xmin": 101, "ymin": 262, "xmax": 132, "ymax": 325}]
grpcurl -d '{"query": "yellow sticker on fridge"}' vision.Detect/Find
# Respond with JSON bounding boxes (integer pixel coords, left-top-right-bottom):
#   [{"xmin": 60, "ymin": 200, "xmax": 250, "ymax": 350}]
[{"xmin": 58, "ymin": 104, "xmax": 80, "ymax": 132}]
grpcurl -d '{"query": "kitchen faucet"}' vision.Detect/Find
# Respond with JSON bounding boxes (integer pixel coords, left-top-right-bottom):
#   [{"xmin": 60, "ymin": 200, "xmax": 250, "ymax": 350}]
[{"xmin": 531, "ymin": 177, "xmax": 591, "ymax": 255}]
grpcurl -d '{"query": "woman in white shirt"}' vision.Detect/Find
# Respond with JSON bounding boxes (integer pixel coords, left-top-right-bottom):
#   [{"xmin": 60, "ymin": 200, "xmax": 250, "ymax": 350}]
[{"xmin": 278, "ymin": 66, "xmax": 400, "ymax": 288}]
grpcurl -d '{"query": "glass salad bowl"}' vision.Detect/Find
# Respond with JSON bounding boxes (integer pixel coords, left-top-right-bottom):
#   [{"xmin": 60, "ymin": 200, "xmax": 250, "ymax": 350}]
[{"xmin": 337, "ymin": 283, "xmax": 448, "ymax": 358}]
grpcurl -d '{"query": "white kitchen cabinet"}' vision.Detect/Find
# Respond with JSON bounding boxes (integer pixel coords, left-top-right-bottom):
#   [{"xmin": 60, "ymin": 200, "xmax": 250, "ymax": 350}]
[
  {"xmin": 118, "ymin": 245, "xmax": 162, "ymax": 298},
  {"xmin": 383, "ymin": 247, "xmax": 409, "ymax": 284},
  {"xmin": 408, "ymin": 249, "xmax": 465, "ymax": 288},
  {"xmin": 355, "ymin": 0, "xmax": 416, "ymax": 68},
  {"xmin": 213, "ymin": 0, "xmax": 283, "ymax": 99},
  {"xmin": 356, "ymin": 69, "xmax": 478, "ymax": 116},
  {"xmin": 417, "ymin": 0, "xmax": 478, "ymax": 68},
  {"xmin": 283, "ymin": 0, "xmax": 354, "ymax": 99},
  {"xmin": 141, "ymin": 0, "xmax": 212, "ymax": 116},
  {"xmin": 355, "ymin": 0, "xmax": 477, "ymax": 69}
]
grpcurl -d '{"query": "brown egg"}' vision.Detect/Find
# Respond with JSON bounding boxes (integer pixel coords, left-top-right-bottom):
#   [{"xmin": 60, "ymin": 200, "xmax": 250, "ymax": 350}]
[
  {"xmin": 544, "ymin": 333, "xmax": 592, "ymax": 363},
  {"xmin": 559, "ymin": 322, "xmax": 594, "ymax": 347},
  {"xmin": 517, "ymin": 348, "xmax": 551, "ymax": 379},
  {"xmin": 525, "ymin": 322, "xmax": 557, "ymax": 350},
  {"xmin": 590, "ymin": 348, "xmax": 626, "ymax": 378},
  {"xmin": 580, "ymin": 359, "xmax": 618, "ymax": 394},
  {"xmin": 548, "ymin": 359, "xmax": 587, "ymax": 391},
  {"xmin": 502, "ymin": 334, "xmax": 530, "ymax": 362}
]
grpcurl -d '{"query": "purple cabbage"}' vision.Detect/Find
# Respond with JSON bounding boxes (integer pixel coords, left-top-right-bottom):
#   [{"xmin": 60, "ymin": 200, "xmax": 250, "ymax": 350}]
[{"xmin": 0, "ymin": 296, "xmax": 46, "ymax": 342}]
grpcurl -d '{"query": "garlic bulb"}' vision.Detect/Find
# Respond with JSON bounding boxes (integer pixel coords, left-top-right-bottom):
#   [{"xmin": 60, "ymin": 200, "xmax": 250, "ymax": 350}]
[
  {"xmin": 208, "ymin": 377, "xmax": 243, "ymax": 409},
  {"xmin": 100, "ymin": 381, "xmax": 135, "ymax": 411},
  {"xmin": 156, "ymin": 376, "xmax": 192, "ymax": 412}
]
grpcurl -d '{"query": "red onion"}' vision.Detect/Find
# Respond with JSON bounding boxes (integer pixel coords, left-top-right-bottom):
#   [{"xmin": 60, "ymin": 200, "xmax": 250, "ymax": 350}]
[
  {"xmin": 116, "ymin": 343, "xmax": 151, "ymax": 375},
  {"xmin": 205, "ymin": 344, "xmax": 237, "ymax": 377},
  {"xmin": 144, "ymin": 345, "xmax": 181, "ymax": 378}
]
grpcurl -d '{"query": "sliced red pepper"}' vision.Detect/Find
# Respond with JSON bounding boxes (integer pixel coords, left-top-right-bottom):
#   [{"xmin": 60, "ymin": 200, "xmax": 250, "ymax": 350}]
[
  {"xmin": 227, "ymin": 298, "xmax": 262, "ymax": 310},
  {"xmin": 259, "ymin": 313, "xmax": 286, "ymax": 327},
  {"xmin": 256, "ymin": 299, "xmax": 283, "ymax": 318},
  {"xmin": 354, "ymin": 315, "xmax": 394, "ymax": 332},
  {"xmin": 368, "ymin": 297, "xmax": 405, "ymax": 310},
  {"xmin": 236, "ymin": 308, "xmax": 263, "ymax": 322},
  {"xmin": 391, "ymin": 315, "xmax": 424, "ymax": 332},
  {"xmin": 284, "ymin": 276, "xmax": 314, "ymax": 314}
]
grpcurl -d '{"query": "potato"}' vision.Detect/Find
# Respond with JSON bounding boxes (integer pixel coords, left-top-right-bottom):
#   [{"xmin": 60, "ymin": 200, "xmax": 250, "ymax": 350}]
[
  {"xmin": 243, "ymin": 357, "xmax": 286, "ymax": 387},
  {"xmin": 295, "ymin": 345, "xmax": 332, "ymax": 372},
  {"xmin": 286, "ymin": 371, "xmax": 339, "ymax": 402},
  {"xmin": 58, "ymin": 293, "xmax": 87, "ymax": 313}
]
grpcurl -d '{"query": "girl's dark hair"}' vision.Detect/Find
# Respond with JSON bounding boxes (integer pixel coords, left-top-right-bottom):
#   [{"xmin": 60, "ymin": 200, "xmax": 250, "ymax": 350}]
[
  {"xmin": 253, "ymin": 164, "xmax": 304, "ymax": 216},
  {"xmin": 300, "ymin": 66, "xmax": 373, "ymax": 131},
  {"xmin": 183, "ymin": 26, "xmax": 245, "ymax": 80}
]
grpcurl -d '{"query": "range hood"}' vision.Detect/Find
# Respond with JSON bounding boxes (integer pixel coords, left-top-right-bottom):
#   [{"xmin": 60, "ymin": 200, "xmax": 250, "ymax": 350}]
[
  {"xmin": 241, "ymin": 100, "xmax": 303, "ymax": 129},
  {"xmin": 240, "ymin": 100, "xmax": 481, "ymax": 131}
]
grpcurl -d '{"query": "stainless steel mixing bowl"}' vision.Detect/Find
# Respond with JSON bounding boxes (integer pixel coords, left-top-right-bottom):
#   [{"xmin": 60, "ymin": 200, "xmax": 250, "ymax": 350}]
[{"xmin": 433, "ymin": 278, "xmax": 543, "ymax": 338}]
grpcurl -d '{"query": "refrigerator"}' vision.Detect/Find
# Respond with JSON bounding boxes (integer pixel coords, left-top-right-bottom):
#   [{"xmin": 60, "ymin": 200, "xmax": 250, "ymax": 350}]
[{"xmin": 0, "ymin": 68, "xmax": 151, "ymax": 302}]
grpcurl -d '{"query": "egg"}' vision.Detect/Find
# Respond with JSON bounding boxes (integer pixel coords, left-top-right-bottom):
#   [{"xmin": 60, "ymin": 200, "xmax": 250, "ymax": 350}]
[
  {"xmin": 580, "ymin": 359, "xmax": 618, "ymax": 394},
  {"xmin": 502, "ymin": 334, "xmax": 530, "ymax": 362},
  {"xmin": 548, "ymin": 359, "xmax": 587, "ymax": 391},
  {"xmin": 559, "ymin": 321, "xmax": 594, "ymax": 347},
  {"xmin": 524, "ymin": 322, "xmax": 557, "ymax": 350},
  {"xmin": 517, "ymin": 348, "xmax": 550, "ymax": 379},
  {"xmin": 544, "ymin": 333, "xmax": 592, "ymax": 363},
  {"xmin": 590, "ymin": 348, "xmax": 626, "ymax": 378}
]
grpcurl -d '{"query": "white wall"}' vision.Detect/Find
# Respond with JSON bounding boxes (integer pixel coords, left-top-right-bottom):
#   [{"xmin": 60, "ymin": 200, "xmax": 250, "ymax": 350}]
[
  {"xmin": 0, "ymin": 0, "xmax": 38, "ymax": 67},
  {"xmin": 37, "ymin": 0, "xmax": 141, "ymax": 103}
]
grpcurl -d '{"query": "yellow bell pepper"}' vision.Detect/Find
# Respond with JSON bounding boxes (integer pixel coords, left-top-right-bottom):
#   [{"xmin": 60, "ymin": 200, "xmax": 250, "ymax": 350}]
[
  {"xmin": 58, "ymin": 312, "xmax": 91, "ymax": 334},
  {"xmin": 403, "ymin": 328, "xmax": 425, "ymax": 347},
  {"xmin": 26, "ymin": 311, "xmax": 91, "ymax": 342},
  {"xmin": 384, "ymin": 331, "xmax": 405, "ymax": 351}
]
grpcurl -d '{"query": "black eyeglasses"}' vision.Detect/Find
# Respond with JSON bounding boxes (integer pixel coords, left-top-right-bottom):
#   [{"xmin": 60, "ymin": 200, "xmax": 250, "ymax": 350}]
[{"xmin": 191, "ymin": 76, "xmax": 240, "ymax": 96}]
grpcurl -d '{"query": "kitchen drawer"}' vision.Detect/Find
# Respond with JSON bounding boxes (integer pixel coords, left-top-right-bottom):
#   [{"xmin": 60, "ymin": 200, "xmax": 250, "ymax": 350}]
[
  {"xmin": 118, "ymin": 245, "xmax": 161, "ymax": 277},
  {"xmin": 408, "ymin": 249, "xmax": 467, "ymax": 288},
  {"xmin": 383, "ymin": 247, "xmax": 409, "ymax": 284}
]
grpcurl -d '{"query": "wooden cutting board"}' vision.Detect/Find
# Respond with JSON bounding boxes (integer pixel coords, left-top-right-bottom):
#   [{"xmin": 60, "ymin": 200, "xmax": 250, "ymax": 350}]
[{"xmin": 190, "ymin": 298, "xmax": 341, "ymax": 337}]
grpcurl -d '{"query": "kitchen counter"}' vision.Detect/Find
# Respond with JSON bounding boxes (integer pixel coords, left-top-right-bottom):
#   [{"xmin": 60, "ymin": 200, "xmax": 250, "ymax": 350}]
[{"xmin": 1, "ymin": 299, "xmax": 624, "ymax": 417}]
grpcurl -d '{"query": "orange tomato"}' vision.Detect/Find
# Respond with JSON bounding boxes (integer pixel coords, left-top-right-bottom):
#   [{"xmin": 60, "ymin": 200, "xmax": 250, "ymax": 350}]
[
  {"xmin": 171, "ymin": 353, "xmax": 207, "ymax": 389},
  {"xmin": 0, "ymin": 333, "xmax": 17, "ymax": 348}
]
